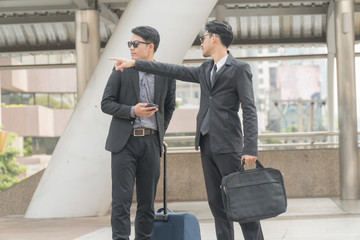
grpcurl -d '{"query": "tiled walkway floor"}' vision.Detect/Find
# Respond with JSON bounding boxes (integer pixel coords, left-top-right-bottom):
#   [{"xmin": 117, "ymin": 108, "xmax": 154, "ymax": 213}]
[{"xmin": 2, "ymin": 198, "xmax": 360, "ymax": 240}]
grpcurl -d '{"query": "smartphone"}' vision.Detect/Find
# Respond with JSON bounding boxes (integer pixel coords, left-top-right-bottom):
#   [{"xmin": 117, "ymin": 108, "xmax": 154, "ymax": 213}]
[{"xmin": 145, "ymin": 103, "xmax": 158, "ymax": 108}]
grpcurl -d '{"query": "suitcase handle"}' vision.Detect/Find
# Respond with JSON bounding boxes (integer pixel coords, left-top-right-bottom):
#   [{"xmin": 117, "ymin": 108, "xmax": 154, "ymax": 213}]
[
  {"xmin": 162, "ymin": 143, "xmax": 168, "ymax": 215},
  {"xmin": 156, "ymin": 207, "xmax": 174, "ymax": 214},
  {"xmin": 154, "ymin": 144, "xmax": 171, "ymax": 222},
  {"xmin": 238, "ymin": 159, "xmax": 264, "ymax": 172}
]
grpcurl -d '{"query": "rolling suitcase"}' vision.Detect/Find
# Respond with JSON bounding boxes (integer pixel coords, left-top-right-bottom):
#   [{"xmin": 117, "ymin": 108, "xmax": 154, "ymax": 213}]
[{"xmin": 151, "ymin": 144, "xmax": 201, "ymax": 240}]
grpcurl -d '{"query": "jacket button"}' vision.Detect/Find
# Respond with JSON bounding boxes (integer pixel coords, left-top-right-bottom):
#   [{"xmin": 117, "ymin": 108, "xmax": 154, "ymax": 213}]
[
  {"xmin": 209, "ymin": 96, "xmax": 212, "ymax": 100},
  {"xmin": 131, "ymin": 121, "xmax": 134, "ymax": 124}
]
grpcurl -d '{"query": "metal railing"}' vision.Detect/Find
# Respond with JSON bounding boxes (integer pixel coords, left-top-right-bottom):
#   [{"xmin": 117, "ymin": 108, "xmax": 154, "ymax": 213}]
[{"xmin": 164, "ymin": 131, "xmax": 355, "ymax": 153}]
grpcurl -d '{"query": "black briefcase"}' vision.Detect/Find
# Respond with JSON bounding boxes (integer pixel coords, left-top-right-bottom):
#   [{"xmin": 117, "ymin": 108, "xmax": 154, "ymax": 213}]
[{"xmin": 221, "ymin": 160, "xmax": 287, "ymax": 223}]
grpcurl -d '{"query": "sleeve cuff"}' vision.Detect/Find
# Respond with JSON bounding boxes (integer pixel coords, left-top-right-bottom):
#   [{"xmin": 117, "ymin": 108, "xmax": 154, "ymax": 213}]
[{"xmin": 130, "ymin": 106, "xmax": 136, "ymax": 118}]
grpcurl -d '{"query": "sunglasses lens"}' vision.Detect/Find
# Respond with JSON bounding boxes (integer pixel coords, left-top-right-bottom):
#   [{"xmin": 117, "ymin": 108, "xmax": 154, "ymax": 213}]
[{"xmin": 127, "ymin": 41, "xmax": 139, "ymax": 48}]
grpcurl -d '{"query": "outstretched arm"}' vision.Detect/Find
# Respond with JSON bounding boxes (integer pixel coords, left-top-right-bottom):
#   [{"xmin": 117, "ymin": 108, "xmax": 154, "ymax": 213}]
[
  {"xmin": 109, "ymin": 57, "xmax": 201, "ymax": 84},
  {"xmin": 109, "ymin": 58, "xmax": 136, "ymax": 71}
]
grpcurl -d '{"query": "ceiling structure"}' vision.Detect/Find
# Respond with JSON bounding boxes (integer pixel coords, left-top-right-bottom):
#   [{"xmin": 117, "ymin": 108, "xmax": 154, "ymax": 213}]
[{"xmin": 0, "ymin": 0, "xmax": 360, "ymax": 55}]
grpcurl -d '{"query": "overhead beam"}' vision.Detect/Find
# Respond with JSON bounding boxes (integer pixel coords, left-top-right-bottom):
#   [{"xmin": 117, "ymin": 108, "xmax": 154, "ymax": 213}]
[
  {"xmin": 72, "ymin": 0, "xmax": 90, "ymax": 9},
  {"xmin": 0, "ymin": 14, "xmax": 75, "ymax": 25},
  {"xmin": 233, "ymin": 37, "xmax": 327, "ymax": 44},
  {"xmin": 183, "ymin": 53, "xmax": 328, "ymax": 64},
  {"xmin": 103, "ymin": 2, "xmax": 128, "ymax": 9},
  {"xmin": 0, "ymin": 42, "xmax": 107, "ymax": 53},
  {"xmin": 99, "ymin": 0, "xmax": 128, "ymax": 8},
  {"xmin": 218, "ymin": 0, "xmax": 330, "ymax": 4},
  {"xmin": 99, "ymin": 3, "xmax": 119, "ymax": 25},
  {"xmin": 0, "ymin": 63, "xmax": 76, "ymax": 70},
  {"xmin": 0, "ymin": 5, "xmax": 78, "ymax": 13},
  {"xmin": 225, "ymin": 5, "xmax": 328, "ymax": 17}
]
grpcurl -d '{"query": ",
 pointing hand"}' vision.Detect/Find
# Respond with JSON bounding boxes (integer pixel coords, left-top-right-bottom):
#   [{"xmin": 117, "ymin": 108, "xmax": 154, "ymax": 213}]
[{"xmin": 109, "ymin": 58, "xmax": 136, "ymax": 72}]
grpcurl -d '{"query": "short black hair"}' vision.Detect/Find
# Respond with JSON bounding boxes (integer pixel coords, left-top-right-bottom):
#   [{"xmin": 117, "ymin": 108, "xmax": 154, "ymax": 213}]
[
  {"xmin": 205, "ymin": 20, "xmax": 233, "ymax": 48},
  {"xmin": 131, "ymin": 26, "xmax": 160, "ymax": 52}
]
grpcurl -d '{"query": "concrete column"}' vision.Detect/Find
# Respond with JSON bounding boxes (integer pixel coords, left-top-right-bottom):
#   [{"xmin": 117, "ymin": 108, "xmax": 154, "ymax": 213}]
[
  {"xmin": 327, "ymin": 0, "xmax": 336, "ymax": 142},
  {"xmin": 215, "ymin": 5, "xmax": 227, "ymax": 21},
  {"xmin": 75, "ymin": 9, "xmax": 100, "ymax": 100},
  {"xmin": 334, "ymin": 0, "xmax": 359, "ymax": 200},
  {"xmin": 327, "ymin": 52, "xmax": 335, "ymax": 134},
  {"xmin": 25, "ymin": 0, "xmax": 217, "ymax": 218}
]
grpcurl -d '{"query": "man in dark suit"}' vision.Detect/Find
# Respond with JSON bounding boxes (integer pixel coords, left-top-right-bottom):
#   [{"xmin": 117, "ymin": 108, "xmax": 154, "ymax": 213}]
[
  {"xmin": 110, "ymin": 20, "xmax": 263, "ymax": 240},
  {"xmin": 102, "ymin": 26, "xmax": 176, "ymax": 240}
]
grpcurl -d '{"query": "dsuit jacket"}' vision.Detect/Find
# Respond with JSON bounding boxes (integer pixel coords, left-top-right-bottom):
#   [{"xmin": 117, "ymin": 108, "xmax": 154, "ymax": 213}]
[
  {"xmin": 101, "ymin": 67, "xmax": 176, "ymax": 154},
  {"xmin": 135, "ymin": 53, "xmax": 258, "ymax": 156}
]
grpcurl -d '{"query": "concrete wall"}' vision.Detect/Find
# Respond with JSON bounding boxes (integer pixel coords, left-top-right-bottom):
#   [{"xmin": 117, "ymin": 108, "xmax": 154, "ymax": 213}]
[
  {"xmin": 17, "ymin": 155, "xmax": 51, "ymax": 178},
  {"xmin": 153, "ymin": 147, "xmax": 341, "ymax": 202},
  {"xmin": 0, "ymin": 148, "xmax": 345, "ymax": 216},
  {"xmin": 1, "ymin": 106, "xmax": 73, "ymax": 137},
  {"xmin": 1, "ymin": 67, "xmax": 76, "ymax": 93},
  {"xmin": 0, "ymin": 170, "xmax": 44, "ymax": 217}
]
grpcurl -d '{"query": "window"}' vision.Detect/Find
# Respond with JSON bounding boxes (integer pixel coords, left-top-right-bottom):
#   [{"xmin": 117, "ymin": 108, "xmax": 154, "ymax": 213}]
[
  {"xmin": 194, "ymin": 91, "xmax": 199, "ymax": 98},
  {"xmin": 22, "ymin": 93, "xmax": 34, "ymax": 105},
  {"xmin": 10, "ymin": 93, "xmax": 21, "ymax": 105},
  {"xmin": 35, "ymin": 93, "xmax": 49, "ymax": 107},
  {"xmin": 1, "ymin": 91, "xmax": 77, "ymax": 109},
  {"xmin": 62, "ymin": 93, "xmax": 77, "ymax": 109},
  {"xmin": 49, "ymin": 94, "xmax": 62, "ymax": 109}
]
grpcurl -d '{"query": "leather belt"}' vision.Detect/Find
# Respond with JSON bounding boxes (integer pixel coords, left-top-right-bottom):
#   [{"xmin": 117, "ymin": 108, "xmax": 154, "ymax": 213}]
[{"xmin": 131, "ymin": 128, "xmax": 158, "ymax": 137}]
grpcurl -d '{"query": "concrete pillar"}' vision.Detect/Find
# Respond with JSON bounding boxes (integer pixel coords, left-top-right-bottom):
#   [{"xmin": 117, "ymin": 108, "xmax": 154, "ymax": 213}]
[
  {"xmin": 334, "ymin": 0, "xmax": 359, "ymax": 200},
  {"xmin": 327, "ymin": 52, "xmax": 335, "ymax": 133},
  {"xmin": 327, "ymin": 0, "xmax": 336, "ymax": 142},
  {"xmin": 215, "ymin": 5, "xmax": 227, "ymax": 21},
  {"xmin": 75, "ymin": 9, "xmax": 100, "ymax": 100},
  {"xmin": 25, "ymin": 0, "xmax": 217, "ymax": 218}
]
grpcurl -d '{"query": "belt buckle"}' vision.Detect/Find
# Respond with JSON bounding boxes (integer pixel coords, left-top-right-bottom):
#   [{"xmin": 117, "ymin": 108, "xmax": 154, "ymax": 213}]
[{"xmin": 134, "ymin": 128, "xmax": 145, "ymax": 136}]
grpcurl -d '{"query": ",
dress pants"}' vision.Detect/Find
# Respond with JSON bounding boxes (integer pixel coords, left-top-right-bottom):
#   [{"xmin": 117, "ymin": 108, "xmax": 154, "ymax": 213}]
[
  {"xmin": 200, "ymin": 134, "xmax": 264, "ymax": 240},
  {"xmin": 111, "ymin": 134, "xmax": 161, "ymax": 240}
]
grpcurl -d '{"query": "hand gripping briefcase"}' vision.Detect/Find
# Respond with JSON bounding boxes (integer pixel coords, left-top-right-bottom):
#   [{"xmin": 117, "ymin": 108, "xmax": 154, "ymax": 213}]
[{"xmin": 221, "ymin": 160, "xmax": 287, "ymax": 223}]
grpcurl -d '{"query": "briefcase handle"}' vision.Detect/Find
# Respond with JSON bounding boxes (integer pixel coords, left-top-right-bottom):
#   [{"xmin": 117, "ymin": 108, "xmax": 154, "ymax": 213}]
[{"xmin": 238, "ymin": 159, "xmax": 264, "ymax": 172}]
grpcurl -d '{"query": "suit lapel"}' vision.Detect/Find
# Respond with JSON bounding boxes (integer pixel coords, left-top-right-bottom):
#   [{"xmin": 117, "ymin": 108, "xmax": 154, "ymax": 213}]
[
  {"xmin": 212, "ymin": 54, "xmax": 233, "ymax": 87},
  {"xmin": 204, "ymin": 61, "xmax": 213, "ymax": 91},
  {"xmin": 130, "ymin": 68, "xmax": 140, "ymax": 102},
  {"xmin": 213, "ymin": 64, "xmax": 226, "ymax": 86}
]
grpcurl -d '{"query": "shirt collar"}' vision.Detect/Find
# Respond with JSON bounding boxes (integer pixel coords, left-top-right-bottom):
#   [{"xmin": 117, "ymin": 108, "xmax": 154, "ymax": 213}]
[{"xmin": 214, "ymin": 54, "xmax": 228, "ymax": 71}]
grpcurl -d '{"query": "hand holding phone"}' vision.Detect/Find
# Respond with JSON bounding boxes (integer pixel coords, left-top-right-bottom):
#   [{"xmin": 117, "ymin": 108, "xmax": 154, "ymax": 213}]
[
  {"xmin": 145, "ymin": 103, "xmax": 158, "ymax": 108},
  {"xmin": 134, "ymin": 103, "xmax": 158, "ymax": 117}
]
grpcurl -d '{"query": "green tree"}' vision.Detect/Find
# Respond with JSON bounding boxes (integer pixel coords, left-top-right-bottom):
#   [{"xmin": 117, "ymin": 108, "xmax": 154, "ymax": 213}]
[
  {"xmin": 23, "ymin": 137, "xmax": 33, "ymax": 156},
  {"xmin": 0, "ymin": 133, "xmax": 27, "ymax": 191}
]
